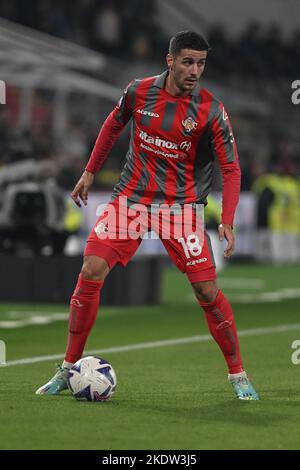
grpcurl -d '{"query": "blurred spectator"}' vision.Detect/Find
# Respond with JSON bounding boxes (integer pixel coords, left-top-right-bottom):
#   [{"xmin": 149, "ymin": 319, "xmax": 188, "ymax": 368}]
[
  {"xmin": 59, "ymin": 117, "xmax": 89, "ymax": 161},
  {"xmin": 57, "ymin": 156, "xmax": 84, "ymax": 190},
  {"xmin": 207, "ymin": 23, "xmax": 232, "ymax": 75},
  {"xmin": 92, "ymin": 2, "xmax": 123, "ymax": 55},
  {"xmin": 0, "ymin": 108, "xmax": 10, "ymax": 167}
]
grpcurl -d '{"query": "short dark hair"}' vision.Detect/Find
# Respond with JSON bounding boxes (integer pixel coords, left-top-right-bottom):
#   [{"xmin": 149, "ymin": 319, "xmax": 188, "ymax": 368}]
[{"xmin": 169, "ymin": 31, "xmax": 210, "ymax": 56}]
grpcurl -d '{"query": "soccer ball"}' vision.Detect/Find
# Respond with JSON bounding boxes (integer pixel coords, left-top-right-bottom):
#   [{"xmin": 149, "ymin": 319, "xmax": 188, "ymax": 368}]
[{"xmin": 67, "ymin": 356, "xmax": 117, "ymax": 402}]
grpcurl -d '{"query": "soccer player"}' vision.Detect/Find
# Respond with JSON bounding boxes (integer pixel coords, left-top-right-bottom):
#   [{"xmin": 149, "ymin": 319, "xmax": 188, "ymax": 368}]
[{"xmin": 36, "ymin": 31, "xmax": 259, "ymax": 400}]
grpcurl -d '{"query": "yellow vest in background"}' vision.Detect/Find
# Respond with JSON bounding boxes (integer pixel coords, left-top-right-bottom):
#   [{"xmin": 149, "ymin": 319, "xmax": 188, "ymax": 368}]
[
  {"xmin": 282, "ymin": 176, "xmax": 300, "ymax": 234},
  {"xmin": 204, "ymin": 195, "xmax": 221, "ymax": 225},
  {"xmin": 253, "ymin": 174, "xmax": 285, "ymax": 232},
  {"xmin": 64, "ymin": 199, "xmax": 83, "ymax": 233}
]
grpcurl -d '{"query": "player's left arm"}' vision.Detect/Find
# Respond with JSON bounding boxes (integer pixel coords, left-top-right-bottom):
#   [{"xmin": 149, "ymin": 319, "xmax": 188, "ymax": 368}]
[{"xmin": 209, "ymin": 102, "xmax": 241, "ymax": 258}]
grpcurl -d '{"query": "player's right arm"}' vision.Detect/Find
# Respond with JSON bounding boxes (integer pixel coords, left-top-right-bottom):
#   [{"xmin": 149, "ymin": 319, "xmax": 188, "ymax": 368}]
[
  {"xmin": 71, "ymin": 80, "xmax": 136, "ymax": 207},
  {"xmin": 71, "ymin": 170, "xmax": 94, "ymax": 207}
]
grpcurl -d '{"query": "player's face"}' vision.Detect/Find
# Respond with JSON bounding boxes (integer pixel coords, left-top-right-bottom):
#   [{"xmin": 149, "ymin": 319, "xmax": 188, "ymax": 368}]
[{"xmin": 167, "ymin": 49, "xmax": 207, "ymax": 95}]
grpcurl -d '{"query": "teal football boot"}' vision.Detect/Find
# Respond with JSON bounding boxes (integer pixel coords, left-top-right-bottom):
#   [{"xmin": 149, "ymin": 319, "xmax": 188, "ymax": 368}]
[
  {"xmin": 229, "ymin": 373, "xmax": 260, "ymax": 401},
  {"xmin": 35, "ymin": 365, "xmax": 69, "ymax": 395}
]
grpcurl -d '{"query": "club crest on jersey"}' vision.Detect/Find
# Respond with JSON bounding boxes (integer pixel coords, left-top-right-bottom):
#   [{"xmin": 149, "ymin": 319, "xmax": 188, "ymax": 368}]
[{"xmin": 182, "ymin": 116, "xmax": 197, "ymax": 133}]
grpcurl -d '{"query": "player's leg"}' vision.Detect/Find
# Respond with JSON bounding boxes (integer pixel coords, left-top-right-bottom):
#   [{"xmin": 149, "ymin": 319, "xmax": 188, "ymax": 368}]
[
  {"xmin": 192, "ymin": 279, "xmax": 259, "ymax": 400},
  {"xmin": 35, "ymin": 255, "xmax": 112, "ymax": 395},
  {"xmin": 192, "ymin": 279, "xmax": 244, "ymax": 374},
  {"xmin": 36, "ymin": 198, "xmax": 142, "ymax": 395},
  {"xmin": 64, "ymin": 255, "xmax": 109, "ymax": 366},
  {"xmin": 161, "ymin": 215, "xmax": 259, "ymax": 400}
]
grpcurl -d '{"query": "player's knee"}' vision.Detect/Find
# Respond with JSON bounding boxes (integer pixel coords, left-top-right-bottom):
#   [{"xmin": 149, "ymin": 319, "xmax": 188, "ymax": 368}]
[
  {"xmin": 81, "ymin": 256, "xmax": 110, "ymax": 281},
  {"xmin": 192, "ymin": 281, "xmax": 218, "ymax": 303}
]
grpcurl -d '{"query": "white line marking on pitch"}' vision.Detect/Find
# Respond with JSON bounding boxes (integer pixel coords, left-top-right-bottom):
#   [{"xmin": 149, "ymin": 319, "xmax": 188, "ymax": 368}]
[
  {"xmin": 0, "ymin": 313, "xmax": 68, "ymax": 329},
  {"xmin": 2, "ymin": 322, "xmax": 300, "ymax": 368},
  {"xmin": 227, "ymin": 288, "xmax": 300, "ymax": 303},
  {"xmin": 218, "ymin": 278, "xmax": 265, "ymax": 290},
  {"xmin": 187, "ymin": 287, "xmax": 300, "ymax": 303}
]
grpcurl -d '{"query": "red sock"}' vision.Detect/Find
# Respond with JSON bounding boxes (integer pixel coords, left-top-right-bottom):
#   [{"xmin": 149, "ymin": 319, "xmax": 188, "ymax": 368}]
[
  {"xmin": 198, "ymin": 290, "xmax": 244, "ymax": 374},
  {"xmin": 65, "ymin": 274, "xmax": 103, "ymax": 363}
]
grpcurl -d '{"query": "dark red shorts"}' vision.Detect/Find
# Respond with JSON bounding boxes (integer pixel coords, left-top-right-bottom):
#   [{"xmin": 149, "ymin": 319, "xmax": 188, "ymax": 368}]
[{"xmin": 84, "ymin": 198, "xmax": 216, "ymax": 283}]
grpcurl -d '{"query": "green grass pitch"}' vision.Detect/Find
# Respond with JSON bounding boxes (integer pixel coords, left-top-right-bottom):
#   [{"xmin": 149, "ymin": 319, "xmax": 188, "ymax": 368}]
[{"xmin": 0, "ymin": 263, "xmax": 300, "ymax": 450}]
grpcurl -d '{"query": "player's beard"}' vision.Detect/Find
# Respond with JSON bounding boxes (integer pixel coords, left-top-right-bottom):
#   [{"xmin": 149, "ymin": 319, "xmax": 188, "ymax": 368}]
[{"xmin": 173, "ymin": 68, "xmax": 198, "ymax": 94}]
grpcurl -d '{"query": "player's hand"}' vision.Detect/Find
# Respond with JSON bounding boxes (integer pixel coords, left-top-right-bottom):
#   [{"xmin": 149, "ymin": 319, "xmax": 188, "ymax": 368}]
[
  {"xmin": 71, "ymin": 170, "xmax": 94, "ymax": 207},
  {"xmin": 218, "ymin": 223, "xmax": 235, "ymax": 258}
]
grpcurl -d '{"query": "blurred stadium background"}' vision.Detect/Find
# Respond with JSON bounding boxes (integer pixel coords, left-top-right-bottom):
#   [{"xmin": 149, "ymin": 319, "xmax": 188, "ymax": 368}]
[{"xmin": 0, "ymin": 0, "xmax": 300, "ymax": 451}]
